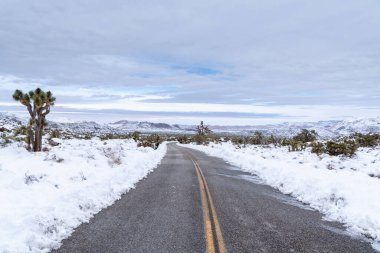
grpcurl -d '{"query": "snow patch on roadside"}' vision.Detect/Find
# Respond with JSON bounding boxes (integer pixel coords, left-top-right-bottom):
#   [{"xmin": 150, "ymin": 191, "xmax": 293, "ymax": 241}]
[
  {"xmin": 183, "ymin": 142, "xmax": 380, "ymax": 250},
  {"xmin": 0, "ymin": 139, "xmax": 167, "ymax": 252}
]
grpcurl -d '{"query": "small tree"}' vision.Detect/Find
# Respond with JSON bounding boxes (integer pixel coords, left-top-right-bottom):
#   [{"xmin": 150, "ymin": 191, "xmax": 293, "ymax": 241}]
[
  {"xmin": 195, "ymin": 121, "xmax": 212, "ymax": 145},
  {"xmin": 197, "ymin": 121, "xmax": 211, "ymax": 136},
  {"xmin": 13, "ymin": 88, "xmax": 56, "ymax": 152}
]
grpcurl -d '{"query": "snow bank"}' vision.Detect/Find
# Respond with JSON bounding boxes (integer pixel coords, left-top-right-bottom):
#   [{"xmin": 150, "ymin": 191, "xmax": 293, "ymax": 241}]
[
  {"xmin": 0, "ymin": 139, "xmax": 167, "ymax": 252},
  {"xmin": 184, "ymin": 142, "xmax": 380, "ymax": 249}
]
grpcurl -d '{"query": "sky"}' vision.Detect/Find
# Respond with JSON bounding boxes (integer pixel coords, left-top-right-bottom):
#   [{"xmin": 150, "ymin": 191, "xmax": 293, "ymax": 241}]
[{"xmin": 0, "ymin": 0, "xmax": 380, "ymax": 125}]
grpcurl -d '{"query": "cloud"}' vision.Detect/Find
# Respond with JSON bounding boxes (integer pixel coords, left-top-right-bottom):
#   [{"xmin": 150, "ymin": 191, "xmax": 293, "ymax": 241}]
[{"xmin": 0, "ymin": 0, "xmax": 379, "ymax": 124}]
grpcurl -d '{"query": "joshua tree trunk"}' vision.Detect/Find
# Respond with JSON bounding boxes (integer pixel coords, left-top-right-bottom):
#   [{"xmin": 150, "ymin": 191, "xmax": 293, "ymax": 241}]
[
  {"xmin": 32, "ymin": 114, "xmax": 45, "ymax": 152},
  {"xmin": 26, "ymin": 127, "xmax": 34, "ymax": 151},
  {"xmin": 34, "ymin": 125, "xmax": 41, "ymax": 152}
]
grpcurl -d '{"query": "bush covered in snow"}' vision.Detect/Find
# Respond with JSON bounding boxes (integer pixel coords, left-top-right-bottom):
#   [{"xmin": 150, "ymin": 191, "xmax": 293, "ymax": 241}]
[
  {"xmin": 293, "ymin": 129, "xmax": 318, "ymax": 143},
  {"xmin": 325, "ymin": 139, "xmax": 358, "ymax": 157},
  {"xmin": 309, "ymin": 133, "xmax": 380, "ymax": 157},
  {"xmin": 137, "ymin": 134, "xmax": 163, "ymax": 150}
]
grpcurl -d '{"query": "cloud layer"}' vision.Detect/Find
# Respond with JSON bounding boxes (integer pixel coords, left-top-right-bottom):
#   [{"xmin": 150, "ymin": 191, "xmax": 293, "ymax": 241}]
[{"xmin": 0, "ymin": 0, "xmax": 379, "ymax": 124}]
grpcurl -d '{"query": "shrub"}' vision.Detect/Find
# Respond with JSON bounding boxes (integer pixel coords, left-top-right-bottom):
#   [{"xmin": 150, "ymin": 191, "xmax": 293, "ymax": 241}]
[
  {"xmin": 137, "ymin": 134, "xmax": 162, "ymax": 150},
  {"xmin": 293, "ymin": 129, "xmax": 318, "ymax": 143},
  {"xmin": 177, "ymin": 135, "xmax": 189, "ymax": 144},
  {"xmin": 326, "ymin": 139, "xmax": 358, "ymax": 157},
  {"xmin": 131, "ymin": 131, "xmax": 141, "ymax": 142},
  {"xmin": 99, "ymin": 133, "xmax": 130, "ymax": 141},
  {"xmin": 193, "ymin": 134, "xmax": 208, "ymax": 145},
  {"xmin": 250, "ymin": 131, "xmax": 264, "ymax": 145},
  {"xmin": 231, "ymin": 136, "xmax": 246, "ymax": 146},
  {"xmin": 311, "ymin": 142, "xmax": 326, "ymax": 155},
  {"xmin": 288, "ymin": 140, "xmax": 306, "ymax": 152},
  {"xmin": 0, "ymin": 127, "xmax": 9, "ymax": 132},
  {"xmin": 50, "ymin": 129, "xmax": 61, "ymax": 139},
  {"xmin": 83, "ymin": 133, "xmax": 93, "ymax": 140},
  {"xmin": 352, "ymin": 133, "xmax": 380, "ymax": 148},
  {"xmin": 14, "ymin": 126, "xmax": 28, "ymax": 136}
]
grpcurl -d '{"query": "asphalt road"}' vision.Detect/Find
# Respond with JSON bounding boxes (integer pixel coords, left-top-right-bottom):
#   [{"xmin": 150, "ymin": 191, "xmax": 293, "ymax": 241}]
[{"xmin": 54, "ymin": 143, "xmax": 375, "ymax": 253}]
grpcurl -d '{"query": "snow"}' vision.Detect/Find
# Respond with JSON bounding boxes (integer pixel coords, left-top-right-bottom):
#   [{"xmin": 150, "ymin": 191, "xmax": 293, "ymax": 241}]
[
  {"xmin": 183, "ymin": 142, "xmax": 380, "ymax": 250},
  {"xmin": 0, "ymin": 139, "xmax": 167, "ymax": 252}
]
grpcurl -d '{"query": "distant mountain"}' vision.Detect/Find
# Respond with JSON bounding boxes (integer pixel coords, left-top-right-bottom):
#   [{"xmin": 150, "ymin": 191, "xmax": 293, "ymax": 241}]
[
  {"xmin": 109, "ymin": 120, "xmax": 182, "ymax": 132},
  {"xmin": 207, "ymin": 118, "xmax": 380, "ymax": 138},
  {"xmin": 0, "ymin": 113, "xmax": 23, "ymax": 131},
  {"xmin": 108, "ymin": 120, "xmax": 197, "ymax": 133},
  {"xmin": 1, "ymin": 112, "xmax": 380, "ymax": 138}
]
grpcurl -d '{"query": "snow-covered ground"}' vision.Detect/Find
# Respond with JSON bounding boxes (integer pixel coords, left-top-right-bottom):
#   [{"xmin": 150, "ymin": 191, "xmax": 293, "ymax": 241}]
[
  {"xmin": 0, "ymin": 138, "xmax": 166, "ymax": 253},
  {"xmin": 183, "ymin": 142, "xmax": 380, "ymax": 250}
]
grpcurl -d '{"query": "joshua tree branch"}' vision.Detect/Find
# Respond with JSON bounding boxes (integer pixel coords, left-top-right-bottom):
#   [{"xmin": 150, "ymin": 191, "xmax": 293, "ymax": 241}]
[{"xmin": 26, "ymin": 103, "xmax": 34, "ymax": 117}]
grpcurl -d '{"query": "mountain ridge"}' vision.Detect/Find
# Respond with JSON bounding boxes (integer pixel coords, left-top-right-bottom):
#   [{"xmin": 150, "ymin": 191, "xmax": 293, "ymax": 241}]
[{"xmin": 1, "ymin": 112, "xmax": 379, "ymax": 138}]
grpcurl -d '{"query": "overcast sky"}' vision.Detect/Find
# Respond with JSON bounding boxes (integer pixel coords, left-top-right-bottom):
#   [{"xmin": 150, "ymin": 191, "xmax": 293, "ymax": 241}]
[{"xmin": 0, "ymin": 0, "xmax": 379, "ymax": 125}]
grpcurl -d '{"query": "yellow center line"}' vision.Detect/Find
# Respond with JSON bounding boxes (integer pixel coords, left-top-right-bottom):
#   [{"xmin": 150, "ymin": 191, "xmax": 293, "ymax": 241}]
[
  {"xmin": 195, "ymin": 160, "xmax": 227, "ymax": 253},
  {"xmin": 193, "ymin": 158, "xmax": 216, "ymax": 253},
  {"xmin": 190, "ymin": 154, "xmax": 227, "ymax": 253}
]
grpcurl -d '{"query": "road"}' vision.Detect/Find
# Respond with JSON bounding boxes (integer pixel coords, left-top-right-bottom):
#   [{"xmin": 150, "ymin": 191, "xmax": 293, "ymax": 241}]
[{"xmin": 54, "ymin": 143, "xmax": 375, "ymax": 253}]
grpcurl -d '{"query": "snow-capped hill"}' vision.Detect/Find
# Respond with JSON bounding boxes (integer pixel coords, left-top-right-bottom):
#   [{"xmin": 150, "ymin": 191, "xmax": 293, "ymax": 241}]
[
  {"xmin": 0, "ymin": 112, "xmax": 24, "ymax": 131},
  {"xmin": 1, "ymin": 113, "xmax": 380, "ymax": 137},
  {"xmin": 207, "ymin": 118, "xmax": 380, "ymax": 138},
  {"xmin": 109, "ymin": 120, "xmax": 183, "ymax": 132},
  {"xmin": 47, "ymin": 121, "xmax": 126, "ymax": 135},
  {"xmin": 330, "ymin": 118, "xmax": 380, "ymax": 135},
  {"xmin": 75, "ymin": 117, "xmax": 380, "ymax": 137}
]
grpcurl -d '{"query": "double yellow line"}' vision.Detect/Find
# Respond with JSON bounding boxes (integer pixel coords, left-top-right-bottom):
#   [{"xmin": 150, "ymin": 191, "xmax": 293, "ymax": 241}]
[{"xmin": 190, "ymin": 156, "xmax": 226, "ymax": 253}]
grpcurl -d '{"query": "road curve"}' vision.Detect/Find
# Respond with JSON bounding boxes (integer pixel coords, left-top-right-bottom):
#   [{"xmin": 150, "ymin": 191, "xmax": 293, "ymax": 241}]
[{"xmin": 53, "ymin": 143, "xmax": 375, "ymax": 253}]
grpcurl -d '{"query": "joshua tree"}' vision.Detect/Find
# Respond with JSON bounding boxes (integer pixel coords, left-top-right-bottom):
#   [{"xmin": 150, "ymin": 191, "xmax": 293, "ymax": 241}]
[
  {"xmin": 12, "ymin": 88, "xmax": 56, "ymax": 152},
  {"xmin": 196, "ymin": 121, "xmax": 211, "ymax": 136},
  {"xmin": 195, "ymin": 121, "xmax": 212, "ymax": 145}
]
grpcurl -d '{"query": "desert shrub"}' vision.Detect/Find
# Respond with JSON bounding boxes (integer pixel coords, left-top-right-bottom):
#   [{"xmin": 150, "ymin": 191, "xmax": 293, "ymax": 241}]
[
  {"xmin": 352, "ymin": 133, "xmax": 380, "ymax": 148},
  {"xmin": 230, "ymin": 136, "xmax": 249, "ymax": 148},
  {"xmin": 311, "ymin": 142, "xmax": 326, "ymax": 155},
  {"xmin": 50, "ymin": 129, "xmax": 61, "ymax": 138},
  {"xmin": 24, "ymin": 173, "xmax": 40, "ymax": 185},
  {"xmin": 83, "ymin": 133, "xmax": 93, "ymax": 140},
  {"xmin": 177, "ymin": 135, "xmax": 189, "ymax": 144},
  {"xmin": 326, "ymin": 139, "xmax": 358, "ymax": 157},
  {"xmin": 250, "ymin": 131, "xmax": 264, "ymax": 145},
  {"xmin": 288, "ymin": 140, "xmax": 306, "ymax": 152},
  {"xmin": 0, "ymin": 135, "xmax": 12, "ymax": 147},
  {"xmin": 293, "ymin": 129, "xmax": 318, "ymax": 143},
  {"xmin": 267, "ymin": 134, "xmax": 277, "ymax": 145},
  {"xmin": 209, "ymin": 135, "xmax": 223, "ymax": 144},
  {"xmin": 48, "ymin": 139, "xmax": 60, "ymax": 147},
  {"xmin": 100, "ymin": 133, "xmax": 130, "ymax": 141},
  {"xmin": 102, "ymin": 147, "xmax": 122, "ymax": 166},
  {"xmin": 281, "ymin": 138, "xmax": 292, "ymax": 146},
  {"xmin": 137, "ymin": 134, "xmax": 162, "ymax": 150},
  {"xmin": 14, "ymin": 126, "xmax": 28, "ymax": 136},
  {"xmin": 193, "ymin": 134, "xmax": 209, "ymax": 145},
  {"xmin": 0, "ymin": 127, "xmax": 10, "ymax": 132},
  {"xmin": 131, "ymin": 131, "xmax": 141, "ymax": 142}
]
